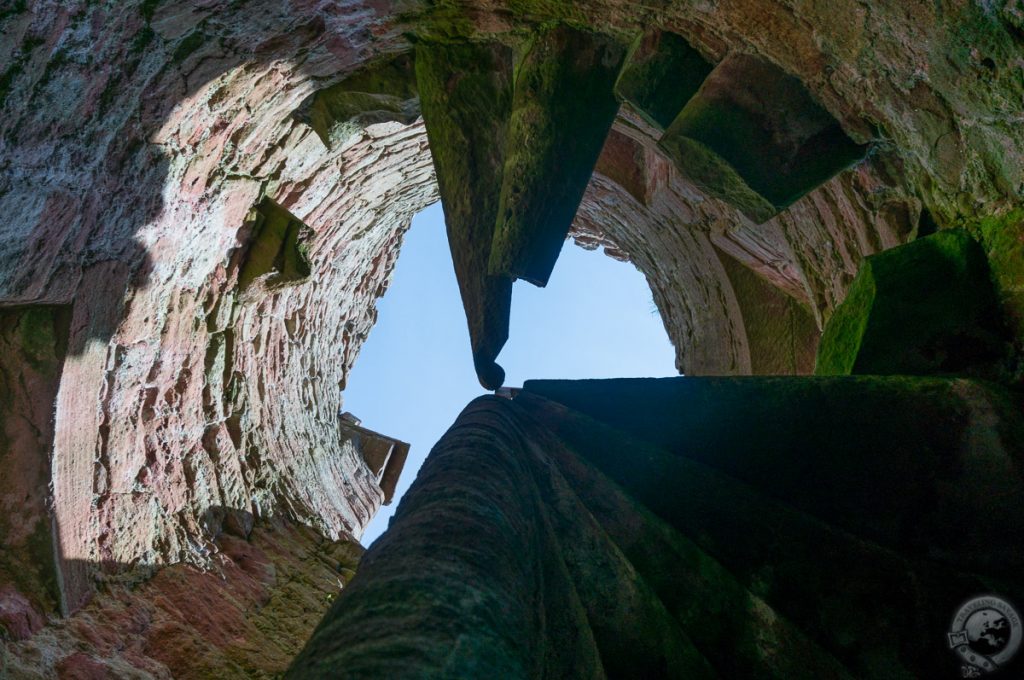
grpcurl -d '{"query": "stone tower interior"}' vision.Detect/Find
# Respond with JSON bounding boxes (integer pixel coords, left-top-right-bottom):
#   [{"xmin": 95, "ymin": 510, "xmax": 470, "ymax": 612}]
[{"xmin": 2, "ymin": 1, "xmax": 1024, "ymax": 678}]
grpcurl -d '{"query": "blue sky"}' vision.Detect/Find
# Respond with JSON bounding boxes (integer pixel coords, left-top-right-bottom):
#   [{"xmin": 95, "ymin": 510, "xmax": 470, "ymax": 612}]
[{"xmin": 344, "ymin": 202, "xmax": 678, "ymax": 545}]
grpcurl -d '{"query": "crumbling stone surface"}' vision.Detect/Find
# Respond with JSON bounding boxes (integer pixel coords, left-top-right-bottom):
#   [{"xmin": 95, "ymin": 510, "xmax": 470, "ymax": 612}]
[
  {"xmin": 293, "ymin": 52, "xmax": 420, "ymax": 150},
  {"xmin": 1, "ymin": 2, "xmax": 438, "ymax": 621},
  {"xmin": 2, "ymin": 519, "xmax": 363, "ymax": 680}
]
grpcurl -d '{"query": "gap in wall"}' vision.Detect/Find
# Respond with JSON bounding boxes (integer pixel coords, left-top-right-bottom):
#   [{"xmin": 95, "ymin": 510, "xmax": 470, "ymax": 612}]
[{"xmin": 343, "ymin": 202, "xmax": 678, "ymax": 546}]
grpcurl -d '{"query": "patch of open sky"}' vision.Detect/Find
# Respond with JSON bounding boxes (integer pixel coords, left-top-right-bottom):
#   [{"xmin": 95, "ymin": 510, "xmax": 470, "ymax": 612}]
[{"xmin": 344, "ymin": 201, "xmax": 677, "ymax": 546}]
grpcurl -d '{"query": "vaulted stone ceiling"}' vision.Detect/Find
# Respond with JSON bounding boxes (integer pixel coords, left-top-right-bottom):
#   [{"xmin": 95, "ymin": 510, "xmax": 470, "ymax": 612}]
[{"xmin": 1, "ymin": 0, "xmax": 1023, "ymax": 676}]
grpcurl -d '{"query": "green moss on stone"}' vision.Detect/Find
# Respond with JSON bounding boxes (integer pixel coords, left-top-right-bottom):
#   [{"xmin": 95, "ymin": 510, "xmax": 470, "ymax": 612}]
[
  {"xmin": 814, "ymin": 265, "xmax": 876, "ymax": 375},
  {"xmin": 17, "ymin": 307, "xmax": 56, "ymax": 363},
  {"xmin": 238, "ymin": 198, "xmax": 312, "ymax": 291},
  {"xmin": 715, "ymin": 247, "xmax": 821, "ymax": 374},
  {"xmin": 295, "ymin": 53, "xmax": 419, "ymax": 149},
  {"xmin": 489, "ymin": 25, "xmax": 625, "ymax": 285},
  {"xmin": 816, "ymin": 229, "xmax": 1008, "ymax": 376},
  {"xmin": 659, "ymin": 133, "xmax": 777, "ymax": 223},
  {"xmin": 130, "ymin": 25, "xmax": 156, "ymax": 55},
  {"xmin": 172, "ymin": 30, "xmax": 206, "ymax": 64},
  {"xmin": 402, "ymin": 0, "xmax": 596, "ymax": 43},
  {"xmin": 970, "ymin": 209, "xmax": 1024, "ymax": 342},
  {"xmin": 614, "ymin": 30, "xmax": 712, "ymax": 130},
  {"xmin": 0, "ymin": 0, "xmax": 26, "ymax": 22},
  {"xmin": 403, "ymin": 5, "xmax": 477, "ymax": 44},
  {"xmin": 140, "ymin": 0, "xmax": 160, "ymax": 22},
  {"xmin": 660, "ymin": 54, "xmax": 867, "ymax": 222}
]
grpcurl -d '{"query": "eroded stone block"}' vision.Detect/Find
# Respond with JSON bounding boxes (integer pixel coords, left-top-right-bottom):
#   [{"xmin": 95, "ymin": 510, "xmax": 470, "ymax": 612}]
[
  {"xmin": 614, "ymin": 30, "xmax": 712, "ymax": 131},
  {"xmin": 238, "ymin": 197, "xmax": 312, "ymax": 292},
  {"xmin": 660, "ymin": 53, "xmax": 868, "ymax": 223},
  {"xmin": 489, "ymin": 26, "xmax": 626, "ymax": 286},
  {"xmin": 815, "ymin": 229, "xmax": 1008, "ymax": 376},
  {"xmin": 293, "ymin": 53, "xmax": 420, "ymax": 149}
]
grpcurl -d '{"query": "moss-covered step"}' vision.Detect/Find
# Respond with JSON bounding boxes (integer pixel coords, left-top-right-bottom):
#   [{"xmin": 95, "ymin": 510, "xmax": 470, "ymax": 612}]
[
  {"xmin": 415, "ymin": 41, "xmax": 515, "ymax": 390},
  {"xmin": 238, "ymin": 198, "xmax": 312, "ymax": 291},
  {"xmin": 292, "ymin": 52, "xmax": 419, "ymax": 149},
  {"xmin": 489, "ymin": 26, "xmax": 625, "ymax": 286},
  {"xmin": 614, "ymin": 30, "xmax": 712, "ymax": 131},
  {"xmin": 291, "ymin": 382, "xmax": 1024, "ymax": 679},
  {"xmin": 971, "ymin": 208, "xmax": 1024, "ymax": 343},
  {"xmin": 521, "ymin": 375, "xmax": 1024, "ymax": 576},
  {"xmin": 516, "ymin": 386, "xmax": 1024, "ymax": 679},
  {"xmin": 815, "ymin": 229, "xmax": 1008, "ymax": 376},
  {"xmin": 660, "ymin": 53, "xmax": 868, "ymax": 223}
]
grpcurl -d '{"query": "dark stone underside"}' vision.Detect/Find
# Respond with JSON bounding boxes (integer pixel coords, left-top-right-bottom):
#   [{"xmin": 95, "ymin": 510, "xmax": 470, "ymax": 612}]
[
  {"xmin": 415, "ymin": 41, "xmax": 514, "ymax": 391},
  {"xmin": 288, "ymin": 377, "xmax": 1024, "ymax": 679}
]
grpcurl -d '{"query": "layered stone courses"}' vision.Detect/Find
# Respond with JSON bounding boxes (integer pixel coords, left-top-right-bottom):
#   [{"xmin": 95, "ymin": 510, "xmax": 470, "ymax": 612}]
[{"xmin": 1, "ymin": 0, "xmax": 1023, "ymax": 674}]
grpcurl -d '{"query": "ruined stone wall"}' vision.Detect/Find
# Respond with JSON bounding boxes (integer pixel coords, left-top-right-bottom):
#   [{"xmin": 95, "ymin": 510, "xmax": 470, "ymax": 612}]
[
  {"xmin": 1, "ymin": 1, "xmax": 438, "ymax": 617},
  {"xmin": 3, "ymin": 518, "xmax": 363, "ymax": 679},
  {"xmin": 1, "ymin": 0, "xmax": 1022, "ymax": 664}
]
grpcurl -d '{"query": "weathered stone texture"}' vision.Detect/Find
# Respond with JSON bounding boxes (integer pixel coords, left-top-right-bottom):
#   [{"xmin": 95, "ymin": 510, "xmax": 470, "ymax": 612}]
[
  {"xmin": 816, "ymin": 229, "xmax": 1009, "ymax": 377},
  {"xmin": 660, "ymin": 52, "xmax": 867, "ymax": 222},
  {"xmin": 489, "ymin": 26, "xmax": 625, "ymax": 286},
  {"xmin": 1, "ymin": 1, "xmax": 438, "ymax": 616},
  {"xmin": 0, "ymin": 0, "xmax": 1014, "ymax": 598},
  {"xmin": 2, "ymin": 519, "xmax": 363, "ymax": 679},
  {"xmin": 572, "ymin": 118, "xmax": 909, "ymax": 375},
  {"xmin": 415, "ymin": 40, "xmax": 514, "ymax": 390},
  {"xmin": 0, "ymin": 306, "xmax": 67, "ymax": 632},
  {"xmin": 1, "ymin": 0, "xmax": 1024, "ymax": 673}
]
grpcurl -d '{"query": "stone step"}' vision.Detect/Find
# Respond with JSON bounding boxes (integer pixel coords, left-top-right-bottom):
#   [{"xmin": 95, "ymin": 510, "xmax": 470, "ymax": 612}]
[
  {"xmin": 414, "ymin": 40, "xmax": 515, "ymax": 389},
  {"xmin": 657, "ymin": 52, "xmax": 869, "ymax": 223},
  {"xmin": 521, "ymin": 375, "xmax": 1024, "ymax": 574},
  {"xmin": 488, "ymin": 26, "xmax": 626, "ymax": 286}
]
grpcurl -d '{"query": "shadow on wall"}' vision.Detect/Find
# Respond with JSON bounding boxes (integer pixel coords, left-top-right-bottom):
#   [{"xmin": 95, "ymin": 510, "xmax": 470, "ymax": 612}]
[
  {"xmin": 0, "ymin": 0, "xmax": 415, "ymax": 620},
  {"xmin": 1, "ymin": 0, "xmax": 395, "ymax": 350},
  {"xmin": 0, "ymin": 513, "xmax": 364, "ymax": 679}
]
